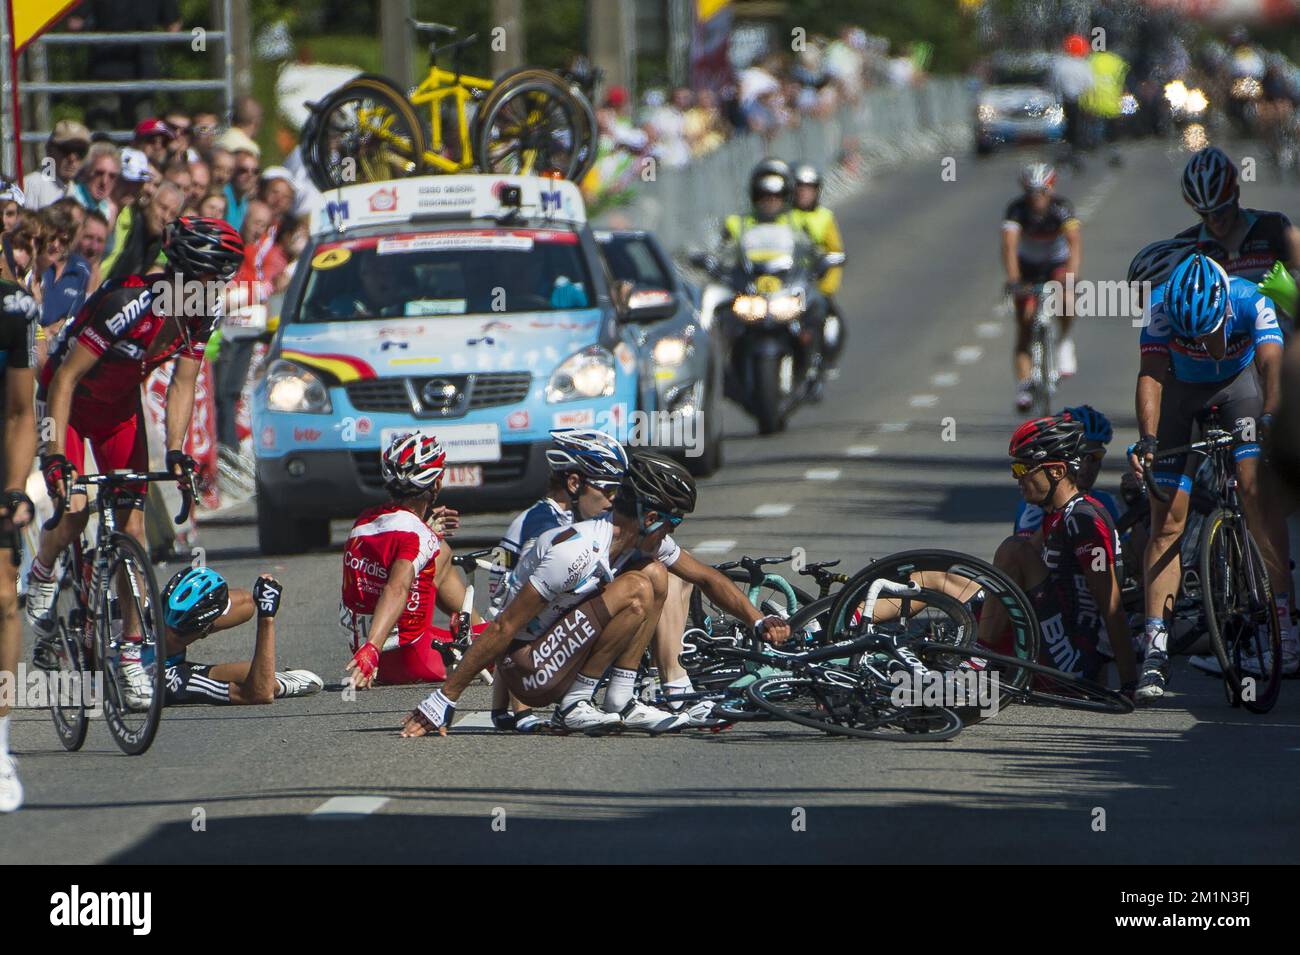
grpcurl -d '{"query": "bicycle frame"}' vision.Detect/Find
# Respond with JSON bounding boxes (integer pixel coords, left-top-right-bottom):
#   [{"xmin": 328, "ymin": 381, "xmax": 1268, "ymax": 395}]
[{"xmin": 408, "ymin": 64, "xmax": 494, "ymax": 172}]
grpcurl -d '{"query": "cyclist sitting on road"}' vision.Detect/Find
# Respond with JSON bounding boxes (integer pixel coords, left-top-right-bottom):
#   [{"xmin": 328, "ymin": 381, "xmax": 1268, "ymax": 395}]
[
  {"xmin": 150, "ymin": 567, "xmax": 323, "ymax": 706},
  {"xmin": 0, "ymin": 220, "xmax": 40, "ymax": 813},
  {"xmin": 1001, "ymin": 163, "xmax": 1082, "ymax": 410},
  {"xmin": 397, "ymin": 451, "xmax": 793, "ymax": 738},
  {"xmin": 1013, "ymin": 404, "xmax": 1122, "ymax": 537},
  {"xmin": 341, "ymin": 432, "xmax": 487, "ymax": 689},
  {"xmin": 26, "ymin": 216, "xmax": 244, "ymax": 714},
  {"xmin": 486, "ymin": 428, "xmax": 629, "ymax": 733},
  {"xmin": 789, "ymin": 161, "xmax": 846, "ymax": 368},
  {"xmin": 1129, "ymin": 252, "xmax": 1288, "ymax": 700},
  {"xmin": 979, "ymin": 414, "xmax": 1138, "ymax": 691}
]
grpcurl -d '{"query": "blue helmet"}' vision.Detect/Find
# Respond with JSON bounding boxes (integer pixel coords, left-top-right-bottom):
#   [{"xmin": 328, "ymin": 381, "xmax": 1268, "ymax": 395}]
[
  {"xmin": 545, "ymin": 429, "xmax": 629, "ymax": 481},
  {"xmin": 1063, "ymin": 404, "xmax": 1113, "ymax": 450},
  {"xmin": 1163, "ymin": 253, "xmax": 1228, "ymax": 339},
  {"xmin": 163, "ymin": 567, "xmax": 229, "ymax": 634}
]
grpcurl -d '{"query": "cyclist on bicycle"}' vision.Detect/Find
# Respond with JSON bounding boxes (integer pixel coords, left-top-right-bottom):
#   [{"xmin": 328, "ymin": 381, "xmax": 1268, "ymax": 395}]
[
  {"xmin": 486, "ymin": 428, "xmax": 628, "ymax": 733},
  {"xmin": 152, "ymin": 567, "xmax": 323, "ymax": 706},
  {"xmin": 341, "ymin": 432, "xmax": 487, "ymax": 689},
  {"xmin": 0, "ymin": 220, "xmax": 40, "ymax": 813},
  {"xmin": 1013, "ymin": 404, "xmax": 1122, "ymax": 537},
  {"xmin": 398, "ymin": 451, "xmax": 792, "ymax": 738},
  {"xmin": 981, "ymin": 415, "xmax": 1137, "ymax": 690},
  {"xmin": 26, "ymin": 216, "xmax": 244, "ymax": 714},
  {"xmin": 1130, "ymin": 253, "xmax": 1288, "ymax": 700},
  {"xmin": 1001, "ymin": 163, "xmax": 1082, "ymax": 410}
]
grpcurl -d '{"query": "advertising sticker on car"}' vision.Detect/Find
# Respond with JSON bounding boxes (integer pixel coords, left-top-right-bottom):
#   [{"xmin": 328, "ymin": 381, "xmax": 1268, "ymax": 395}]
[
  {"xmin": 377, "ymin": 232, "xmax": 533, "ymax": 255},
  {"xmin": 381, "ymin": 423, "xmax": 501, "ymax": 463}
]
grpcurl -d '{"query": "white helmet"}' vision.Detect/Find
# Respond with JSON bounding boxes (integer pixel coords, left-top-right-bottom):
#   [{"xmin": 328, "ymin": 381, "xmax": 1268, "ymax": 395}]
[
  {"xmin": 381, "ymin": 432, "xmax": 446, "ymax": 495},
  {"xmin": 545, "ymin": 429, "xmax": 629, "ymax": 481},
  {"xmin": 1019, "ymin": 162, "xmax": 1057, "ymax": 191}
]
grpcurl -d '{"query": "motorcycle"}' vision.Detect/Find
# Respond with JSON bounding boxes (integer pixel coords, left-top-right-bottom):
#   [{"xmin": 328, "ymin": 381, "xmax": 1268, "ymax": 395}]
[{"xmin": 691, "ymin": 223, "xmax": 844, "ymax": 435}]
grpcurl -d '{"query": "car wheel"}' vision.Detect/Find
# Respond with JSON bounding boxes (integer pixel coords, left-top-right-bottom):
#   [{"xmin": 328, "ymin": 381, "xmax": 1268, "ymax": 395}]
[
  {"xmin": 257, "ymin": 484, "xmax": 331, "ymax": 555},
  {"xmin": 976, "ymin": 139, "xmax": 994, "ymax": 156},
  {"xmin": 687, "ymin": 374, "xmax": 724, "ymax": 477}
]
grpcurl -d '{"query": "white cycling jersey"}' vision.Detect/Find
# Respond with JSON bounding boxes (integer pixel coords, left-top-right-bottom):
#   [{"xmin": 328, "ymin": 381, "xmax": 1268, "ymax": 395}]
[{"xmin": 501, "ymin": 516, "xmax": 681, "ymax": 637}]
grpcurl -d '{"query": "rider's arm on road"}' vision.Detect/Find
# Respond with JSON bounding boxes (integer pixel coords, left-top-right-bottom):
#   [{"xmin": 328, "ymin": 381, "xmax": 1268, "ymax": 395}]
[
  {"xmin": 4, "ymin": 367, "xmax": 35, "ymax": 493},
  {"xmin": 45, "ymin": 342, "xmax": 99, "ymax": 456},
  {"xmin": 164, "ymin": 355, "xmax": 201, "ymax": 455},
  {"xmin": 1255, "ymin": 340, "xmax": 1284, "ymax": 417},
  {"xmin": 443, "ymin": 582, "xmax": 547, "ymax": 701},
  {"xmin": 670, "ymin": 549, "xmax": 763, "ymax": 629},
  {"xmin": 1000, "ymin": 222, "xmax": 1021, "ymax": 282},
  {"xmin": 1080, "ymin": 557, "xmax": 1137, "ymax": 685}
]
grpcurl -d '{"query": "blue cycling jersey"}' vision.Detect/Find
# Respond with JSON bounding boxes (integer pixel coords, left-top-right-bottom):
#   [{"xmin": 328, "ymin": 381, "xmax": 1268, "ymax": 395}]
[{"xmin": 1140, "ymin": 276, "xmax": 1284, "ymax": 383}]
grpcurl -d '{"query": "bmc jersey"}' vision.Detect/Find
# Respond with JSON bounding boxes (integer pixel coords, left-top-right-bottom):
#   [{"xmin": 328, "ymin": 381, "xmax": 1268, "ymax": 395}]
[
  {"xmin": 1141, "ymin": 276, "xmax": 1283, "ymax": 384},
  {"xmin": 1002, "ymin": 195, "xmax": 1078, "ymax": 266},
  {"xmin": 1175, "ymin": 209, "xmax": 1293, "ymax": 284},
  {"xmin": 1015, "ymin": 488, "xmax": 1121, "ymax": 537},
  {"xmin": 502, "ymin": 517, "xmax": 680, "ymax": 637},
  {"xmin": 38, "ymin": 275, "xmax": 216, "ymax": 405},
  {"xmin": 340, "ymin": 503, "xmax": 441, "ymax": 648},
  {"xmin": 1037, "ymin": 494, "xmax": 1121, "ymax": 677},
  {"xmin": 489, "ymin": 497, "xmax": 571, "ymax": 611}
]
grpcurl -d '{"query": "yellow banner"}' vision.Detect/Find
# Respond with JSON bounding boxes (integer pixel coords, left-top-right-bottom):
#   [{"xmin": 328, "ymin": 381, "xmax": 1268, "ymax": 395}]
[{"xmin": 12, "ymin": 0, "xmax": 79, "ymax": 52}]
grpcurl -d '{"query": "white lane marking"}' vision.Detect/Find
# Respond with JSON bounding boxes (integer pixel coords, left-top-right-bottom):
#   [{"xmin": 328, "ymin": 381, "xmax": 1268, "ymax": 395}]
[
  {"xmin": 455, "ymin": 712, "xmax": 497, "ymax": 729},
  {"xmin": 878, "ymin": 422, "xmax": 910, "ymax": 433},
  {"xmin": 909, "ymin": 394, "xmax": 939, "ymax": 407},
  {"xmin": 753, "ymin": 503, "xmax": 794, "ymax": 518},
  {"xmin": 1073, "ymin": 172, "xmax": 1118, "ymax": 223},
  {"xmin": 977, "ymin": 321, "xmax": 1003, "ymax": 338},
  {"xmin": 310, "ymin": 796, "xmax": 390, "ymax": 819},
  {"xmin": 846, "ymin": 445, "xmax": 879, "ymax": 457},
  {"xmin": 954, "ymin": 345, "xmax": 983, "ymax": 364},
  {"xmin": 691, "ymin": 539, "xmax": 736, "ymax": 555},
  {"xmin": 931, "ymin": 372, "xmax": 959, "ymax": 387},
  {"xmin": 805, "ymin": 468, "xmax": 842, "ymax": 481}
]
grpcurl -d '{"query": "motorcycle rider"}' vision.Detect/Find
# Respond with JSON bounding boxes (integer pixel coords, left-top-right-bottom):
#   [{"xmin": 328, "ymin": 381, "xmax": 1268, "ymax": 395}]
[
  {"xmin": 790, "ymin": 162, "xmax": 845, "ymax": 370},
  {"xmin": 723, "ymin": 158, "xmax": 796, "ymax": 243}
]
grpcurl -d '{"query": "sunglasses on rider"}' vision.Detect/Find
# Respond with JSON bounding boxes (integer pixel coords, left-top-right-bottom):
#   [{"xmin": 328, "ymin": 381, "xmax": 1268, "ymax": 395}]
[
  {"xmin": 585, "ymin": 478, "xmax": 622, "ymax": 495},
  {"xmin": 1010, "ymin": 461, "xmax": 1041, "ymax": 479}
]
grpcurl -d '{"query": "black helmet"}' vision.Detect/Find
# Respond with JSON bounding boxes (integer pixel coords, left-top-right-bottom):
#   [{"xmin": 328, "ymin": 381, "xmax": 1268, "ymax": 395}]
[
  {"xmin": 791, "ymin": 162, "xmax": 821, "ymax": 188},
  {"xmin": 1009, "ymin": 414, "xmax": 1087, "ymax": 468},
  {"xmin": 164, "ymin": 216, "xmax": 244, "ymax": 281},
  {"xmin": 617, "ymin": 450, "xmax": 697, "ymax": 517},
  {"xmin": 749, "ymin": 158, "xmax": 792, "ymax": 206}
]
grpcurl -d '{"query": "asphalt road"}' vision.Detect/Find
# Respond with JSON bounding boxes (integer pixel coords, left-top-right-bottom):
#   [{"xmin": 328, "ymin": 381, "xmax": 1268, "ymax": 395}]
[{"xmin": 7, "ymin": 139, "xmax": 1300, "ymax": 864}]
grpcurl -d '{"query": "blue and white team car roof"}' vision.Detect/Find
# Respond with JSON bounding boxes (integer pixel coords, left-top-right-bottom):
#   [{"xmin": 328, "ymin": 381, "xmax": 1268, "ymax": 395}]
[{"xmin": 308, "ymin": 174, "xmax": 587, "ymax": 236}]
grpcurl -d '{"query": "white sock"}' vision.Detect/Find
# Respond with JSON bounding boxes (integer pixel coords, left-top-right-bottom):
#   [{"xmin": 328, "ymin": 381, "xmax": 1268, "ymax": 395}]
[
  {"xmin": 1144, "ymin": 618, "xmax": 1168, "ymax": 655},
  {"xmin": 0, "ymin": 714, "xmax": 9, "ymax": 755},
  {"xmin": 1276, "ymin": 594, "xmax": 1296, "ymax": 642},
  {"xmin": 663, "ymin": 676, "xmax": 693, "ymax": 710},
  {"xmin": 560, "ymin": 673, "xmax": 599, "ymax": 710},
  {"xmin": 603, "ymin": 667, "xmax": 638, "ymax": 712}
]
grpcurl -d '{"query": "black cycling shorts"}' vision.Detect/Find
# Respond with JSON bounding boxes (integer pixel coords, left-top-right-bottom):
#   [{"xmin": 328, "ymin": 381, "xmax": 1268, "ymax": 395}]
[
  {"xmin": 1154, "ymin": 367, "xmax": 1262, "ymax": 490},
  {"xmin": 163, "ymin": 661, "xmax": 231, "ymax": 705}
]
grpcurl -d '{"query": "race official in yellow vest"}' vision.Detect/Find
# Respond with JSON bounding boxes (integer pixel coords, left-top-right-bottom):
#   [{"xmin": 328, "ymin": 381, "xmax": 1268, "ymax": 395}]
[{"xmin": 789, "ymin": 164, "xmax": 844, "ymax": 295}]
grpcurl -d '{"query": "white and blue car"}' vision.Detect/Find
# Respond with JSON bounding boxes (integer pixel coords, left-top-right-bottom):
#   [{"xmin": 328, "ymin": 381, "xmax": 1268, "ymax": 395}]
[{"xmin": 253, "ymin": 175, "xmax": 683, "ymax": 554}]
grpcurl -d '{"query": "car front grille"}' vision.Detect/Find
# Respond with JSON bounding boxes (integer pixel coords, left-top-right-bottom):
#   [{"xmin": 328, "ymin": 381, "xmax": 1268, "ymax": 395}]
[{"xmin": 345, "ymin": 372, "xmax": 532, "ymax": 418}]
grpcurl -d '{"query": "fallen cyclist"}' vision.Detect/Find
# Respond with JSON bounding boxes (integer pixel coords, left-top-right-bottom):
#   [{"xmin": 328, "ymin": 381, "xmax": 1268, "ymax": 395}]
[{"xmin": 398, "ymin": 451, "xmax": 793, "ymax": 737}]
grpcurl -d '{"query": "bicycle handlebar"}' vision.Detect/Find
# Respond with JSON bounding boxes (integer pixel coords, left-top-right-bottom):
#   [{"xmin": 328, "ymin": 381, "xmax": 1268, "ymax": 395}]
[
  {"xmin": 43, "ymin": 470, "xmax": 196, "ymax": 532},
  {"xmin": 1137, "ymin": 426, "xmax": 1238, "ymax": 506}
]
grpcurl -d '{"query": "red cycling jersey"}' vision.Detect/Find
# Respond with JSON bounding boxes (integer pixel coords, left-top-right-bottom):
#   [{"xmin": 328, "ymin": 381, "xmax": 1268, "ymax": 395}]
[
  {"xmin": 340, "ymin": 502, "xmax": 441, "ymax": 648},
  {"xmin": 38, "ymin": 274, "xmax": 215, "ymax": 409}
]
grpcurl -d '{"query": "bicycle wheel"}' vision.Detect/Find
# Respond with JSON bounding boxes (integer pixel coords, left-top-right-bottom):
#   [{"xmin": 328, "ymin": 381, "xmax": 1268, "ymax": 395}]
[
  {"xmin": 747, "ymin": 673, "xmax": 963, "ymax": 741},
  {"xmin": 1200, "ymin": 508, "xmax": 1281, "ymax": 713},
  {"xmin": 306, "ymin": 74, "xmax": 427, "ymax": 190},
  {"xmin": 827, "ymin": 549, "xmax": 1040, "ymax": 678},
  {"xmin": 97, "ymin": 533, "xmax": 166, "ymax": 756},
  {"xmin": 475, "ymin": 76, "xmax": 586, "ymax": 179},
  {"xmin": 912, "ymin": 640, "xmax": 1133, "ymax": 714},
  {"xmin": 1030, "ymin": 313, "xmax": 1055, "ymax": 417},
  {"xmin": 49, "ymin": 621, "xmax": 89, "ymax": 751},
  {"xmin": 473, "ymin": 67, "xmax": 598, "ymax": 182}
]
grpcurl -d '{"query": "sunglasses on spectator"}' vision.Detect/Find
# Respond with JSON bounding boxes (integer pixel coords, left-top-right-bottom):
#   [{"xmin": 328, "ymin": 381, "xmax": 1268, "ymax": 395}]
[
  {"xmin": 235, "ymin": 164, "xmax": 258, "ymax": 176},
  {"xmin": 58, "ymin": 145, "xmax": 88, "ymax": 160}
]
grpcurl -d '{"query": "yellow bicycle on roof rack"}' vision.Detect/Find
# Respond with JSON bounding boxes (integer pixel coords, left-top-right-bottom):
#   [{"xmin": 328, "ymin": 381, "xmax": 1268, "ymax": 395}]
[{"xmin": 303, "ymin": 19, "xmax": 597, "ymax": 191}]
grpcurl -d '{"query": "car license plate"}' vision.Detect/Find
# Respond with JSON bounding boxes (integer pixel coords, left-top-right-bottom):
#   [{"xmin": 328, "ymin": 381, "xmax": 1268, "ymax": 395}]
[
  {"xmin": 381, "ymin": 423, "xmax": 500, "ymax": 463},
  {"xmin": 443, "ymin": 465, "xmax": 483, "ymax": 488}
]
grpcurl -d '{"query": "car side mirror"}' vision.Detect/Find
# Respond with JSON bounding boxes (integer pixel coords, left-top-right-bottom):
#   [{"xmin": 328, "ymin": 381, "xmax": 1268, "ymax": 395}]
[{"xmin": 815, "ymin": 251, "xmax": 846, "ymax": 278}]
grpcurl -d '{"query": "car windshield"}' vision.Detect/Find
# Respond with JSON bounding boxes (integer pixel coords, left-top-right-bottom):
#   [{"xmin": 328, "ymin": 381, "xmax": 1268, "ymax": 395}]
[
  {"xmin": 598, "ymin": 235, "xmax": 672, "ymax": 288},
  {"xmin": 990, "ymin": 64, "xmax": 1049, "ymax": 86},
  {"xmin": 296, "ymin": 228, "xmax": 593, "ymax": 322}
]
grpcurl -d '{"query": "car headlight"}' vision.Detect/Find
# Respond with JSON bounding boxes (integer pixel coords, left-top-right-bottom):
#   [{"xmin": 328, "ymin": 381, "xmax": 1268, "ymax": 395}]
[
  {"xmin": 1185, "ymin": 88, "xmax": 1208, "ymax": 114},
  {"xmin": 265, "ymin": 359, "xmax": 332, "ymax": 414},
  {"xmin": 1164, "ymin": 80, "xmax": 1188, "ymax": 108},
  {"xmin": 767, "ymin": 291, "xmax": 804, "ymax": 322},
  {"xmin": 733, "ymin": 294, "xmax": 767, "ymax": 321},
  {"xmin": 653, "ymin": 336, "xmax": 690, "ymax": 366},
  {"xmin": 977, "ymin": 103, "xmax": 997, "ymax": 123},
  {"xmin": 1120, "ymin": 93, "xmax": 1138, "ymax": 115},
  {"xmin": 1044, "ymin": 104, "xmax": 1064, "ymax": 124},
  {"xmin": 547, "ymin": 345, "xmax": 616, "ymax": 402}
]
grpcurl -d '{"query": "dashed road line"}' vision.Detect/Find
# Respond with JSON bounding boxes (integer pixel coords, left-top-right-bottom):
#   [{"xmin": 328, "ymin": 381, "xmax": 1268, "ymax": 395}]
[
  {"xmin": 846, "ymin": 445, "xmax": 879, "ymax": 457},
  {"xmin": 805, "ymin": 468, "xmax": 842, "ymax": 481},
  {"xmin": 909, "ymin": 394, "xmax": 939, "ymax": 407},
  {"xmin": 931, "ymin": 372, "xmax": 959, "ymax": 387},
  {"xmin": 976, "ymin": 321, "xmax": 1003, "ymax": 338},
  {"xmin": 954, "ymin": 345, "xmax": 983, "ymax": 364},
  {"xmin": 309, "ymin": 796, "xmax": 390, "ymax": 819},
  {"xmin": 691, "ymin": 539, "xmax": 736, "ymax": 555},
  {"xmin": 878, "ymin": 422, "xmax": 910, "ymax": 433},
  {"xmin": 753, "ymin": 503, "xmax": 794, "ymax": 517}
]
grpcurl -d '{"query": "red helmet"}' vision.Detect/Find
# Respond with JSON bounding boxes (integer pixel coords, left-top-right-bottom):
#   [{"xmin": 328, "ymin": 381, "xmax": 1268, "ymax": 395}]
[
  {"xmin": 1009, "ymin": 414, "xmax": 1086, "ymax": 467},
  {"xmin": 381, "ymin": 432, "xmax": 446, "ymax": 496},
  {"xmin": 1063, "ymin": 34, "xmax": 1088, "ymax": 58},
  {"xmin": 164, "ymin": 216, "xmax": 244, "ymax": 280}
]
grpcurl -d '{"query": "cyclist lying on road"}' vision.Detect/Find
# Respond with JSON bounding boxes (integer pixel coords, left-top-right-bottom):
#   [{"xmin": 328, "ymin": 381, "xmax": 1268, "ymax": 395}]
[
  {"xmin": 151, "ymin": 567, "xmax": 322, "ymax": 705},
  {"xmin": 398, "ymin": 450, "xmax": 793, "ymax": 738}
]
